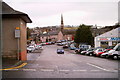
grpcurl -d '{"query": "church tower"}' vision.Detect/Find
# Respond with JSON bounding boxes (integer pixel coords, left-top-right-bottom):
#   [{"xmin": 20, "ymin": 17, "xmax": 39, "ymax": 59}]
[{"xmin": 61, "ymin": 14, "xmax": 64, "ymax": 32}]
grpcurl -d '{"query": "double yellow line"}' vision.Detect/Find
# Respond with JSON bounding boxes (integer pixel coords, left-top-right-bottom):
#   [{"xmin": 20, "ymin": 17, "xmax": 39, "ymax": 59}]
[{"xmin": 0, "ymin": 63, "xmax": 27, "ymax": 71}]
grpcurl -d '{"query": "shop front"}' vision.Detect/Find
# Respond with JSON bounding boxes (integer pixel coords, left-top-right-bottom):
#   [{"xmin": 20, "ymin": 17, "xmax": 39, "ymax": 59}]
[
  {"xmin": 95, "ymin": 27, "xmax": 120, "ymax": 48},
  {"xmin": 97, "ymin": 37, "xmax": 120, "ymax": 48}
]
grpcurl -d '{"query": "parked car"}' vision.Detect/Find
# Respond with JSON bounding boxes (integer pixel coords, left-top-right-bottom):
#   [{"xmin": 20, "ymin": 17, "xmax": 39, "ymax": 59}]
[
  {"xmin": 96, "ymin": 49, "xmax": 111, "ymax": 57},
  {"xmin": 79, "ymin": 45, "xmax": 91, "ymax": 49},
  {"xmin": 107, "ymin": 43, "xmax": 120, "ymax": 59},
  {"xmin": 56, "ymin": 40, "xmax": 61, "ymax": 43},
  {"xmin": 105, "ymin": 46, "xmax": 115, "ymax": 50},
  {"xmin": 85, "ymin": 48, "xmax": 95, "ymax": 56},
  {"xmin": 75, "ymin": 48, "xmax": 87, "ymax": 54},
  {"xmin": 35, "ymin": 45, "xmax": 43, "ymax": 50},
  {"xmin": 100, "ymin": 49, "xmax": 113, "ymax": 58},
  {"xmin": 69, "ymin": 43, "xmax": 77, "ymax": 50},
  {"xmin": 75, "ymin": 44, "xmax": 91, "ymax": 53},
  {"xmin": 57, "ymin": 43, "xmax": 63, "ymax": 46},
  {"xmin": 27, "ymin": 46, "xmax": 35, "ymax": 53},
  {"xmin": 57, "ymin": 49, "xmax": 64, "ymax": 54},
  {"xmin": 81, "ymin": 50, "xmax": 87, "ymax": 55},
  {"xmin": 63, "ymin": 44, "xmax": 69, "ymax": 49},
  {"xmin": 93, "ymin": 48, "xmax": 105, "ymax": 56},
  {"xmin": 41, "ymin": 42, "xmax": 46, "ymax": 46}
]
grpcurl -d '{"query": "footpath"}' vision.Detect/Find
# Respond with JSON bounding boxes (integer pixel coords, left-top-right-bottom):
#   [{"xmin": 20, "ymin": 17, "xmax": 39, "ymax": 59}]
[{"xmin": 2, "ymin": 58, "xmax": 25, "ymax": 69}]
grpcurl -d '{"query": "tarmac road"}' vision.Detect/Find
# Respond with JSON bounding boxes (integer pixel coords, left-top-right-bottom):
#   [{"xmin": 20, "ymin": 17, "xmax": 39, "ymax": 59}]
[{"xmin": 2, "ymin": 45, "xmax": 119, "ymax": 79}]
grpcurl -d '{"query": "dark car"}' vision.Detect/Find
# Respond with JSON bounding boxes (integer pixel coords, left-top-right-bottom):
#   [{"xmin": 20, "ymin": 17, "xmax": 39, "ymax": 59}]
[
  {"xmin": 85, "ymin": 48, "xmax": 96, "ymax": 56},
  {"xmin": 63, "ymin": 44, "xmax": 69, "ymax": 49},
  {"xmin": 75, "ymin": 48, "xmax": 87, "ymax": 54},
  {"xmin": 57, "ymin": 49, "xmax": 64, "ymax": 54},
  {"xmin": 57, "ymin": 43, "xmax": 63, "ymax": 46}
]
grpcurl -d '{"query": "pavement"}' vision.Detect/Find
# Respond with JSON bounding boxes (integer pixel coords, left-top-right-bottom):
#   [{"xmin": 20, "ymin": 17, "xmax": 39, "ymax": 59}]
[
  {"xmin": 2, "ymin": 58, "xmax": 25, "ymax": 69},
  {"xmin": 2, "ymin": 49, "xmax": 43, "ymax": 70}
]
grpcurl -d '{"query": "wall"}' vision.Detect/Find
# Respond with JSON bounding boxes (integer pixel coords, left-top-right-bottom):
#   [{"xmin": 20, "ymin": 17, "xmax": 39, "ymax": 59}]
[
  {"xmin": 2, "ymin": 17, "xmax": 20, "ymax": 59},
  {"xmin": 57, "ymin": 31, "xmax": 63, "ymax": 40},
  {"xmin": 20, "ymin": 19, "xmax": 27, "ymax": 61},
  {"xmin": 95, "ymin": 28, "xmax": 120, "ymax": 48},
  {"xmin": 2, "ymin": 17, "xmax": 27, "ymax": 61}
]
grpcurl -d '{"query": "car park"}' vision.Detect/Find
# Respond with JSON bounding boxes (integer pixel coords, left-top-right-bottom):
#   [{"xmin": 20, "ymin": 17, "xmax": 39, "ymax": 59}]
[{"xmin": 57, "ymin": 49, "xmax": 64, "ymax": 54}]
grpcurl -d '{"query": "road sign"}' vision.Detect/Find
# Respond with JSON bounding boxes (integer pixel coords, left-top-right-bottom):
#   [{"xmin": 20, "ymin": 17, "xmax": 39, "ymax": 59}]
[{"xmin": 15, "ymin": 29, "xmax": 20, "ymax": 38}]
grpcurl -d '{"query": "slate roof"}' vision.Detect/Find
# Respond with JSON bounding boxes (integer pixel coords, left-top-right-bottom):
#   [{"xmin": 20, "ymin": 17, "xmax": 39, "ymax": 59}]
[
  {"xmin": 49, "ymin": 30, "xmax": 60, "ymax": 35},
  {"xmin": 2, "ymin": 2, "xmax": 32, "ymax": 23}
]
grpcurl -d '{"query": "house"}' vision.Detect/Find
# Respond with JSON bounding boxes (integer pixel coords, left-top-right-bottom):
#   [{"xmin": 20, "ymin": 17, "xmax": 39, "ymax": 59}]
[
  {"xmin": 2, "ymin": 2, "xmax": 32, "ymax": 61},
  {"xmin": 39, "ymin": 14, "xmax": 75, "ymax": 42}
]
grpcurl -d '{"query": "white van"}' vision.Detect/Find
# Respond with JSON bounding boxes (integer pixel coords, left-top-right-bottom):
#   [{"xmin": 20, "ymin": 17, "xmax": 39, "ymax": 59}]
[{"xmin": 108, "ymin": 43, "xmax": 120, "ymax": 59}]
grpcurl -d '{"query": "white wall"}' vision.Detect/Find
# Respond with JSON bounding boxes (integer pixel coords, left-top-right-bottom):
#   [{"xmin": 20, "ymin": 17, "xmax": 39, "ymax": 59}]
[{"xmin": 95, "ymin": 27, "xmax": 120, "ymax": 47}]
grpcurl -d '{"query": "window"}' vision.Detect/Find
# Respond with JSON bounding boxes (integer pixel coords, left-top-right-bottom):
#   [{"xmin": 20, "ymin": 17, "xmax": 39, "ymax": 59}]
[
  {"xmin": 101, "ymin": 42, "xmax": 108, "ymax": 45},
  {"xmin": 116, "ymin": 46, "xmax": 120, "ymax": 51}
]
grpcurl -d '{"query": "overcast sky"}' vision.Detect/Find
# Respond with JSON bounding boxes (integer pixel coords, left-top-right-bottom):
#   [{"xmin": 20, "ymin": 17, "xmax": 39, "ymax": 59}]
[{"xmin": 3, "ymin": 0, "xmax": 119, "ymax": 28}]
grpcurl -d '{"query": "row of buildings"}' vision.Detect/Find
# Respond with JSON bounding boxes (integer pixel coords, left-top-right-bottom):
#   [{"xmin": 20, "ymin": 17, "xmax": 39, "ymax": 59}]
[
  {"xmin": 29, "ymin": 15, "xmax": 76, "ymax": 43},
  {"xmin": 29, "ymin": 23, "xmax": 119, "ymax": 46}
]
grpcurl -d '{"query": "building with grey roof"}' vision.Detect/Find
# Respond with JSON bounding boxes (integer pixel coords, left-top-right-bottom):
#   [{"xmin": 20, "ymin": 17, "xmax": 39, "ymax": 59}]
[{"xmin": 2, "ymin": 2, "xmax": 32, "ymax": 61}]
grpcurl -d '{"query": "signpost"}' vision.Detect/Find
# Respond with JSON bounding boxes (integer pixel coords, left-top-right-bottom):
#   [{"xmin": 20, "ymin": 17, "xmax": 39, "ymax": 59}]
[{"xmin": 15, "ymin": 27, "xmax": 20, "ymax": 60}]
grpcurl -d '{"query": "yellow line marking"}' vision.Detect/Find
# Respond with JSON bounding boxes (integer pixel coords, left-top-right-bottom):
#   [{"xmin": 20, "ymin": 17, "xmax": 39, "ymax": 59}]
[{"xmin": 0, "ymin": 63, "xmax": 27, "ymax": 71}]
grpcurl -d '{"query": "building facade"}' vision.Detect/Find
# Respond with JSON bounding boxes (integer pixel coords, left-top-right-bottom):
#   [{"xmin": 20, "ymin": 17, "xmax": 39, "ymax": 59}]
[
  {"xmin": 95, "ymin": 27, "xmax": 120, "ymax": 48},
  {"xmin": 2, "ymin": 2, "xmax": 32, "ymax": 60}
]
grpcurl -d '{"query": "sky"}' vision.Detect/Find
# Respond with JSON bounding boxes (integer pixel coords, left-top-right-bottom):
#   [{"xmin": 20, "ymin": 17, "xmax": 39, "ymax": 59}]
[{"xmin": 3, "ymin": 0, "xmax": 120, "ymax": 28}]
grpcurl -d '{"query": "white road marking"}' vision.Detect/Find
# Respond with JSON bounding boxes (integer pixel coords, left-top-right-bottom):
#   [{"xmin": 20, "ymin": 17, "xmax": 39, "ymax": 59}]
[
  {"xmin": 73, "ymin": 70, "xmax": 87, "ymax": 72},
  {"xmin": 40, "ymin": 69, "xmax": 54, "ymax": 72},
  {"xmin": 59, "ymin": 70, "xmax": 70, "ymax": 71},
  {"xmin": 23, "ymin": 69, "xmax": 36, "ymax": 71},
  {"xmin": 87, "ymin": 63, "xmax": 110, "ymax": 71},
  {"xmin": 90, "ymin": 70, "xmax": 100, "ymax": 71},
  {"xmin": 112, "ymin": 70, "xmax": 118, "ymax": 72}
]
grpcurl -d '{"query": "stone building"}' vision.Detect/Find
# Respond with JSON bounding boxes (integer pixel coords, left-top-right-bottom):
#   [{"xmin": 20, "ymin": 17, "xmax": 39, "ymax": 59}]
[{"xmin": 2, "ymin": 2, "xmax": 32, "ymax": 60}]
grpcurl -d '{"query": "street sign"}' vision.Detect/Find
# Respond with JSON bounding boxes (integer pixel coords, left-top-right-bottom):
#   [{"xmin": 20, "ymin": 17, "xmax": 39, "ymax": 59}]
[{"xmin": 15, "ymin": 29, "xmax": 20, "ymax": 38}]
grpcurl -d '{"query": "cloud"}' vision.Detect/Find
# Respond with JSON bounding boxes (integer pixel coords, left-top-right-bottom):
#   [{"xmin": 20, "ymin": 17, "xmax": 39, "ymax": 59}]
[{"xmin": 3, "ymin": 1, "xmax": 118, "ymax": 28}]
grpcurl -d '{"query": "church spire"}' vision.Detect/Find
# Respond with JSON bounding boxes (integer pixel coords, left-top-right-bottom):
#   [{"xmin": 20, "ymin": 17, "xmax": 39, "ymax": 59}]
[{"xmin": 61, "ymin": 14, "xmax": 64, "ymax": 31}]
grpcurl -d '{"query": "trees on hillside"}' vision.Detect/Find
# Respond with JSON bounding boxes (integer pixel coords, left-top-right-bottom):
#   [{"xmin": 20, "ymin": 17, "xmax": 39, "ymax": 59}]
[
  {"xmin": 74, "ymin": 24, "xmax": 94, "ymax": 46},
  {"xmin": 27, "ymin": 27, "xmax": 33, "ymax": 40}
]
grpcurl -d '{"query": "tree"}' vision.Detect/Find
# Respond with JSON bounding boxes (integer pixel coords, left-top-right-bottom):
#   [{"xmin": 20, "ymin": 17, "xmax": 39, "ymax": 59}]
[
  {"xmin": 74, "ymin": 24, "xmax": 94, "ymax": 46},
  {"xmin": 27, "ymin": 27, "xmax": 33, "ymax": 40}
]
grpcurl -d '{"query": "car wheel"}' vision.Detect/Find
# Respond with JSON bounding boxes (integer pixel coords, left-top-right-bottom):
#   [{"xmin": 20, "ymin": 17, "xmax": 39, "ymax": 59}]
[
  {"xmin": 113, "ymin": 55, "xmax": 118, "ymax": 60},
  {"xmin": 105, "ymin": 55, "xmax": 109, "ymax": 58},
  {"xmin": 90, "ymin": 53, "xmax": 92, "ymax": 56}
]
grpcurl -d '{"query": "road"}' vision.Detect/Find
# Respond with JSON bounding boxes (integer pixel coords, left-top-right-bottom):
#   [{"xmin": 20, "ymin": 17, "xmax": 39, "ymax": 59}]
[{"xmin": 2, "ymin": 44, "xmax": 119, "ymax": 78}]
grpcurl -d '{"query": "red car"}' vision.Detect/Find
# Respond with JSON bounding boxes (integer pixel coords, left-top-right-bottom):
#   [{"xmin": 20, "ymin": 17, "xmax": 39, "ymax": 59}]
[{"xmin": 96, "ymin": 49, "xmax": 112, "ymax": 57}]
